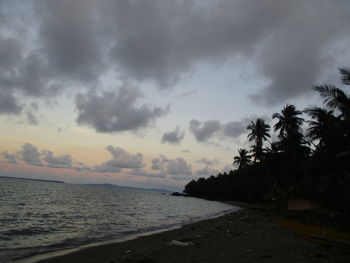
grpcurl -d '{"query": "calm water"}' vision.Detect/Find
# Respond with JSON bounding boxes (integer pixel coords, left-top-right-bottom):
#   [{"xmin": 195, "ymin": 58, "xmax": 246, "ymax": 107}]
[{"xmin": 0, "ymin": 177, "xmax": 236, "ymax": 263}]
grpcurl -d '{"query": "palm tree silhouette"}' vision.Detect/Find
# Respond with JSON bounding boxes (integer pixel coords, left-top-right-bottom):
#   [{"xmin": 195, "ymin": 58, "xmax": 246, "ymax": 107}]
[
  {"xmin": 339, "ymin": 67, "xmax": 350, "ymax": 85},
  {"xmin": 272, "ymin": 104, "xmax": 305, "ymax": 156},
  {"xmin": 304, "ymin": 106, "xmax": 340, "ymax": 154},
  {"xmin": 314, "ymin": 84, "xmax": 350, "ymax": 138},
  {"xmin": 233, "ymin": 148, "xmax": 252, "ymax": 170},
  {"xmin": 247, "ymin": 118, "xmax": 270, "ymax": 162}
]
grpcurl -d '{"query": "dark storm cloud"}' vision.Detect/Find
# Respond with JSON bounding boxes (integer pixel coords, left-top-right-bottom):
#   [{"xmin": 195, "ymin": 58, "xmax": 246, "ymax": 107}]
[
  {"xmin": 189, "ymin": 118, "xmax": 248, "ymax": 143},
  {"xmin": 0, "ymin": 36, "xmax": 23, "ymax": 114},
  {"xmin": 161, "ymin": 126, "xmax": 185, "ymax": 145},
  {"xmin": 105, "ymin": 0, "xmax": 350, "ymax": 101},
  {"xmin": 0, "ymin": 0, "xmax": 349, "ymax": 116},
  {"xmin": 0, "ymin": 89, "xmax": 22, "ymax": 114},
  {"xmin": 0, "ymin": 35, "xmax": 62, "ymax": 114},
  {"xmin": 36, "ymin": 0, "xmax": 104, "ymax": 82},
  {"xmin": 75, "ymin": 85, "xmax": 169, "ymax": 133}
]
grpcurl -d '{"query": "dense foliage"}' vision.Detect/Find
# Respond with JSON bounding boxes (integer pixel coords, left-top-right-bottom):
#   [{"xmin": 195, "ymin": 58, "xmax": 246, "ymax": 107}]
[{"xmin": 184, "ymin": 68, "xmax": 350, "ymax": 214}]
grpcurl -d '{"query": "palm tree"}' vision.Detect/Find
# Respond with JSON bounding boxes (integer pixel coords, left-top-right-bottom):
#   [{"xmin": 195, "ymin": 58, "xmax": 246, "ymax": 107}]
[
  {"xmin": 339, "ymin": 67, "xmax": 350, "ymax": 85},
  {"xmin": 272, "ymin": 104, "xmax": 306, "ymax": 156},
  {"xmin": 304, "ymin": 106, "xmax": 340, "ymax": 154},
  {"xmin": 266, "ymin": 141, "xmax": 281, "ymax": 155},
  {"xmin": 233, "ymin": 148, "xmax": 252, "ymax": 170},
  {"xmin": 313, "ymin": 69, "xmax": 350, "ymax": 153},
  {"xmin": 314, "ymin": 85, "xmax": 350, "ymax": 121},
  {"xmin": 272, "ymin": 104, "xmax": 304, "ymax": 139},
  {"xmin": 247, "ymin": 118, "xmax": 270, "ymax": 162}
]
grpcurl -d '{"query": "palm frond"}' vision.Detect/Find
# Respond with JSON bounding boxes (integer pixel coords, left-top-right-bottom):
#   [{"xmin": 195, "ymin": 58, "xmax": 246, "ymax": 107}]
[{"xmin": 339, "ymin": 68, "xmax": 350, "ymax": 85}]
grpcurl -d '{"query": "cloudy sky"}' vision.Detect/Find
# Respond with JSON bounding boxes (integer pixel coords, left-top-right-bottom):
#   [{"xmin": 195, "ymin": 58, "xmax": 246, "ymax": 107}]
[{"xmin": 1, "ymin": 0, "xmax": 349, "ymax": 191}]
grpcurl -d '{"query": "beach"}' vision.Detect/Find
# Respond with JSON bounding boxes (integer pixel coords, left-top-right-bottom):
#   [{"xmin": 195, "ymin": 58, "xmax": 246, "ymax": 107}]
[{"xmin": 34, "ymin": 208, "xmax": 349, "ymax": 263}]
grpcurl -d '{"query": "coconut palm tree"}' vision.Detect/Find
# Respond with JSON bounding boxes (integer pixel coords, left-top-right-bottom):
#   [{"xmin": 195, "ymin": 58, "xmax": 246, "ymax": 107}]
[
  {"xmin": 313, "ymin": 69, "xmax": 350, "ymax": 154},
  {"xmin": 233, "ymin": 148, "xmax": 252, "ymax": 170},
  {"xmin": 314, "ymin": 85, "xmax": 350, "ymax": 120},
  {"xmin": 272, "ymin": 104, "xmax": 306, "ymax": 156},
  {"xmin": 266, "ymin": 141, "xmax": 281, "ymax": 155},
  {"xmin": 247, "ymin": 118, "xmax": 270, "ymax": 162},
  {"xmin": 339, "ymin": 67, "xmax": 350, "ymax": 85},
  {"xmin": 304, "ymin": 106, "xmax": 340, "ymax": 154},
  {"xmin": 272, "ymin": 104, "xmax": 304, "ymax": 139}
]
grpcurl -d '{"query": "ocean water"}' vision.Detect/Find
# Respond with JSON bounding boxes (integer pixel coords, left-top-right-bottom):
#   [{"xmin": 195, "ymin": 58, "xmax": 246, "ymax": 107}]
[{"xmin": 0, "ymin": 177, "xmax": 236, "ymax": 263}]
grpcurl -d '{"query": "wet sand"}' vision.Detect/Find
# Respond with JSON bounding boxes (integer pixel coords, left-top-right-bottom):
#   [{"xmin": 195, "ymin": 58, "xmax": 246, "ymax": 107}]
[{"xmin": 36, "ymin": 209, "xmax": 349, "ymax": 263}]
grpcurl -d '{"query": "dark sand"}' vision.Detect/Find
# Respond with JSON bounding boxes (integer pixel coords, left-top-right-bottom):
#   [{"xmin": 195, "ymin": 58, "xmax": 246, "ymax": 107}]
[{"xmin": 36, "ymin": 209, "xmax": 349, "ymax": 263}]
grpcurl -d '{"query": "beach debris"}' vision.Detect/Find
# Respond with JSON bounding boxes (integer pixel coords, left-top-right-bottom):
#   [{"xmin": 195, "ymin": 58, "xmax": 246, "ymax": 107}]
[
  {"xmin": 169, "ymin": 240, "xmax": 194, "ymax": 246},
  {"xmin": 124, "ymin": 250, "xmax": 133, "ymax": 254}
]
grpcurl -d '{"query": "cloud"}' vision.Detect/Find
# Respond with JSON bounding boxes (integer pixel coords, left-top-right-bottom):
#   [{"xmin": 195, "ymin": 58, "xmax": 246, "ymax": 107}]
[
  {"xmin": 3, "ymin": 143, "xmax": 146, "ymax": 174},
  {"xmin": 36, "ymin": 0, "xmax": 104, "ymax": 82},
  {"xmin": 20, "ymin": 143, "xmax": 42, "ymax": 166},
  {"xmin": 103, "ymin": 145, "xmax": 144, "ymax": 169},
  {"xmin": 105, "ymin": 0, "xmax": 350, "ymax": 101},
  {"xmin": 75, "ymin": 85, "xmax": 169, "ymax": 133},
  {"xmin": 189, "ymin": 118, "xmax": 249, "ymax": 143},
  {"xmin": 74, "ymin": 145, "xmax": 142, "ymax": 174},
  {"xmin": 26, "ymin": 112, "xmax": 38, "ymax": 125},
  {"xmin": 189, "ymin": 119, "xmax": 221, "ymax": 142},
  {"xmin": 42, "ymin": 150, "xmax": 73, "ymax": 168},
  {"xmin": 0, "ymin": 35, "xmax": 24, "ymax": 114},
  {"xmin": 0, "ymin": 89, "xmax": 22, "ymax": 114},
  {"xmin": 152, "ymin": 155, "xmax": 192, "ymax": 178},
  {"xmin": 180, "ymin": 89, "xmax": 197, "ymax": 97},
  {"xmin": 19, "ymin": 143, "xmax": 73, "ymax": 168},
  {"xmin": 0, "ymin": 0, "xmax": 349, "ymax": 118},
  {"xmin": 222, "ymin": 120, "xmax": 250, "ymax": 138},
  {"xmin": 90, "ymin": 163, "xmax": 122, "ymax": 174},
  {"xmin": 1, "ymin": 151, "xmax": 17, "ymax": 164},
  {"xmin": 161, "ymin": 126, "xmax": 185, "ymax": 145},
  {"xmin": 195, "ymin": 158, "xmax": 219, "ymax": 167},
  {"xmin": 128, "ymin": 168, "xmax": 166, "ymax": 179}
]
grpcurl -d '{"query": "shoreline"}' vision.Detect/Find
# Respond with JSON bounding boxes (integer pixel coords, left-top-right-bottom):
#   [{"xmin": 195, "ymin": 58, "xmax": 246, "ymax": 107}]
[
  {"xmin": 17, "ymin": 206, "xmax": 239, "ymax": 263},
  {"xmin": 21, "ymin": 208, "xmax": 349, "ymax": 263}
]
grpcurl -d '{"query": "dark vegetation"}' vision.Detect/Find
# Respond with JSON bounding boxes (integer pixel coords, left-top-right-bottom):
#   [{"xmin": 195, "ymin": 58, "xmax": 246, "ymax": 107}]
[{"xmin": 184, "ymin": 68, "xmax": 350, "ymax": 215}]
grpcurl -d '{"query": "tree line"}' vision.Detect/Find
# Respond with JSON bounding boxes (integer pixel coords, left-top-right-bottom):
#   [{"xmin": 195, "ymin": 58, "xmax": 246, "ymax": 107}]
[{"xmin": 184, "ymin": 68, "xmax": 350, "ymax": 214}]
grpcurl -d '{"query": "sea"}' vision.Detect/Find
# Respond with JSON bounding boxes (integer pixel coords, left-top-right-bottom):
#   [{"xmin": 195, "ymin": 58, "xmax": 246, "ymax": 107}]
[{"xmin": 0, "ymin": 177, "xmax": 237, "ymax": 263}]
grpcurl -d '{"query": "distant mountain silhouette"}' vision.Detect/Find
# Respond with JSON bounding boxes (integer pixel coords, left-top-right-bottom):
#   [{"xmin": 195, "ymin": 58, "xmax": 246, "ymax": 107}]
[{"xmin": 0, "ymin": 176, "xmax": 64, "ymax": 184}]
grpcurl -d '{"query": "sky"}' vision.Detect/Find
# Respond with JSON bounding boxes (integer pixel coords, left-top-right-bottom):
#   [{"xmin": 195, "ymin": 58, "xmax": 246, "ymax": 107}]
[{"xmin": 1, "ymin": 0, "xmax": 350, "ymax": 191}]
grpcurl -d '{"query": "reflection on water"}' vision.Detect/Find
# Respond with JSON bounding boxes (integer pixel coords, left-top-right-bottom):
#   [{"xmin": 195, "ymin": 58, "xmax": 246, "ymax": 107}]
[{"xmin": 0, "ymin": 177, "xmax": 236, "ymax": 262}]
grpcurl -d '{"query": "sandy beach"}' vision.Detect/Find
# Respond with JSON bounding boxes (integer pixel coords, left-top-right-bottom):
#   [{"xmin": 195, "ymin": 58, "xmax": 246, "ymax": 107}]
[{"xmin": 33, "ymin": 208, "xmax": 349, "ymax": 263}]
